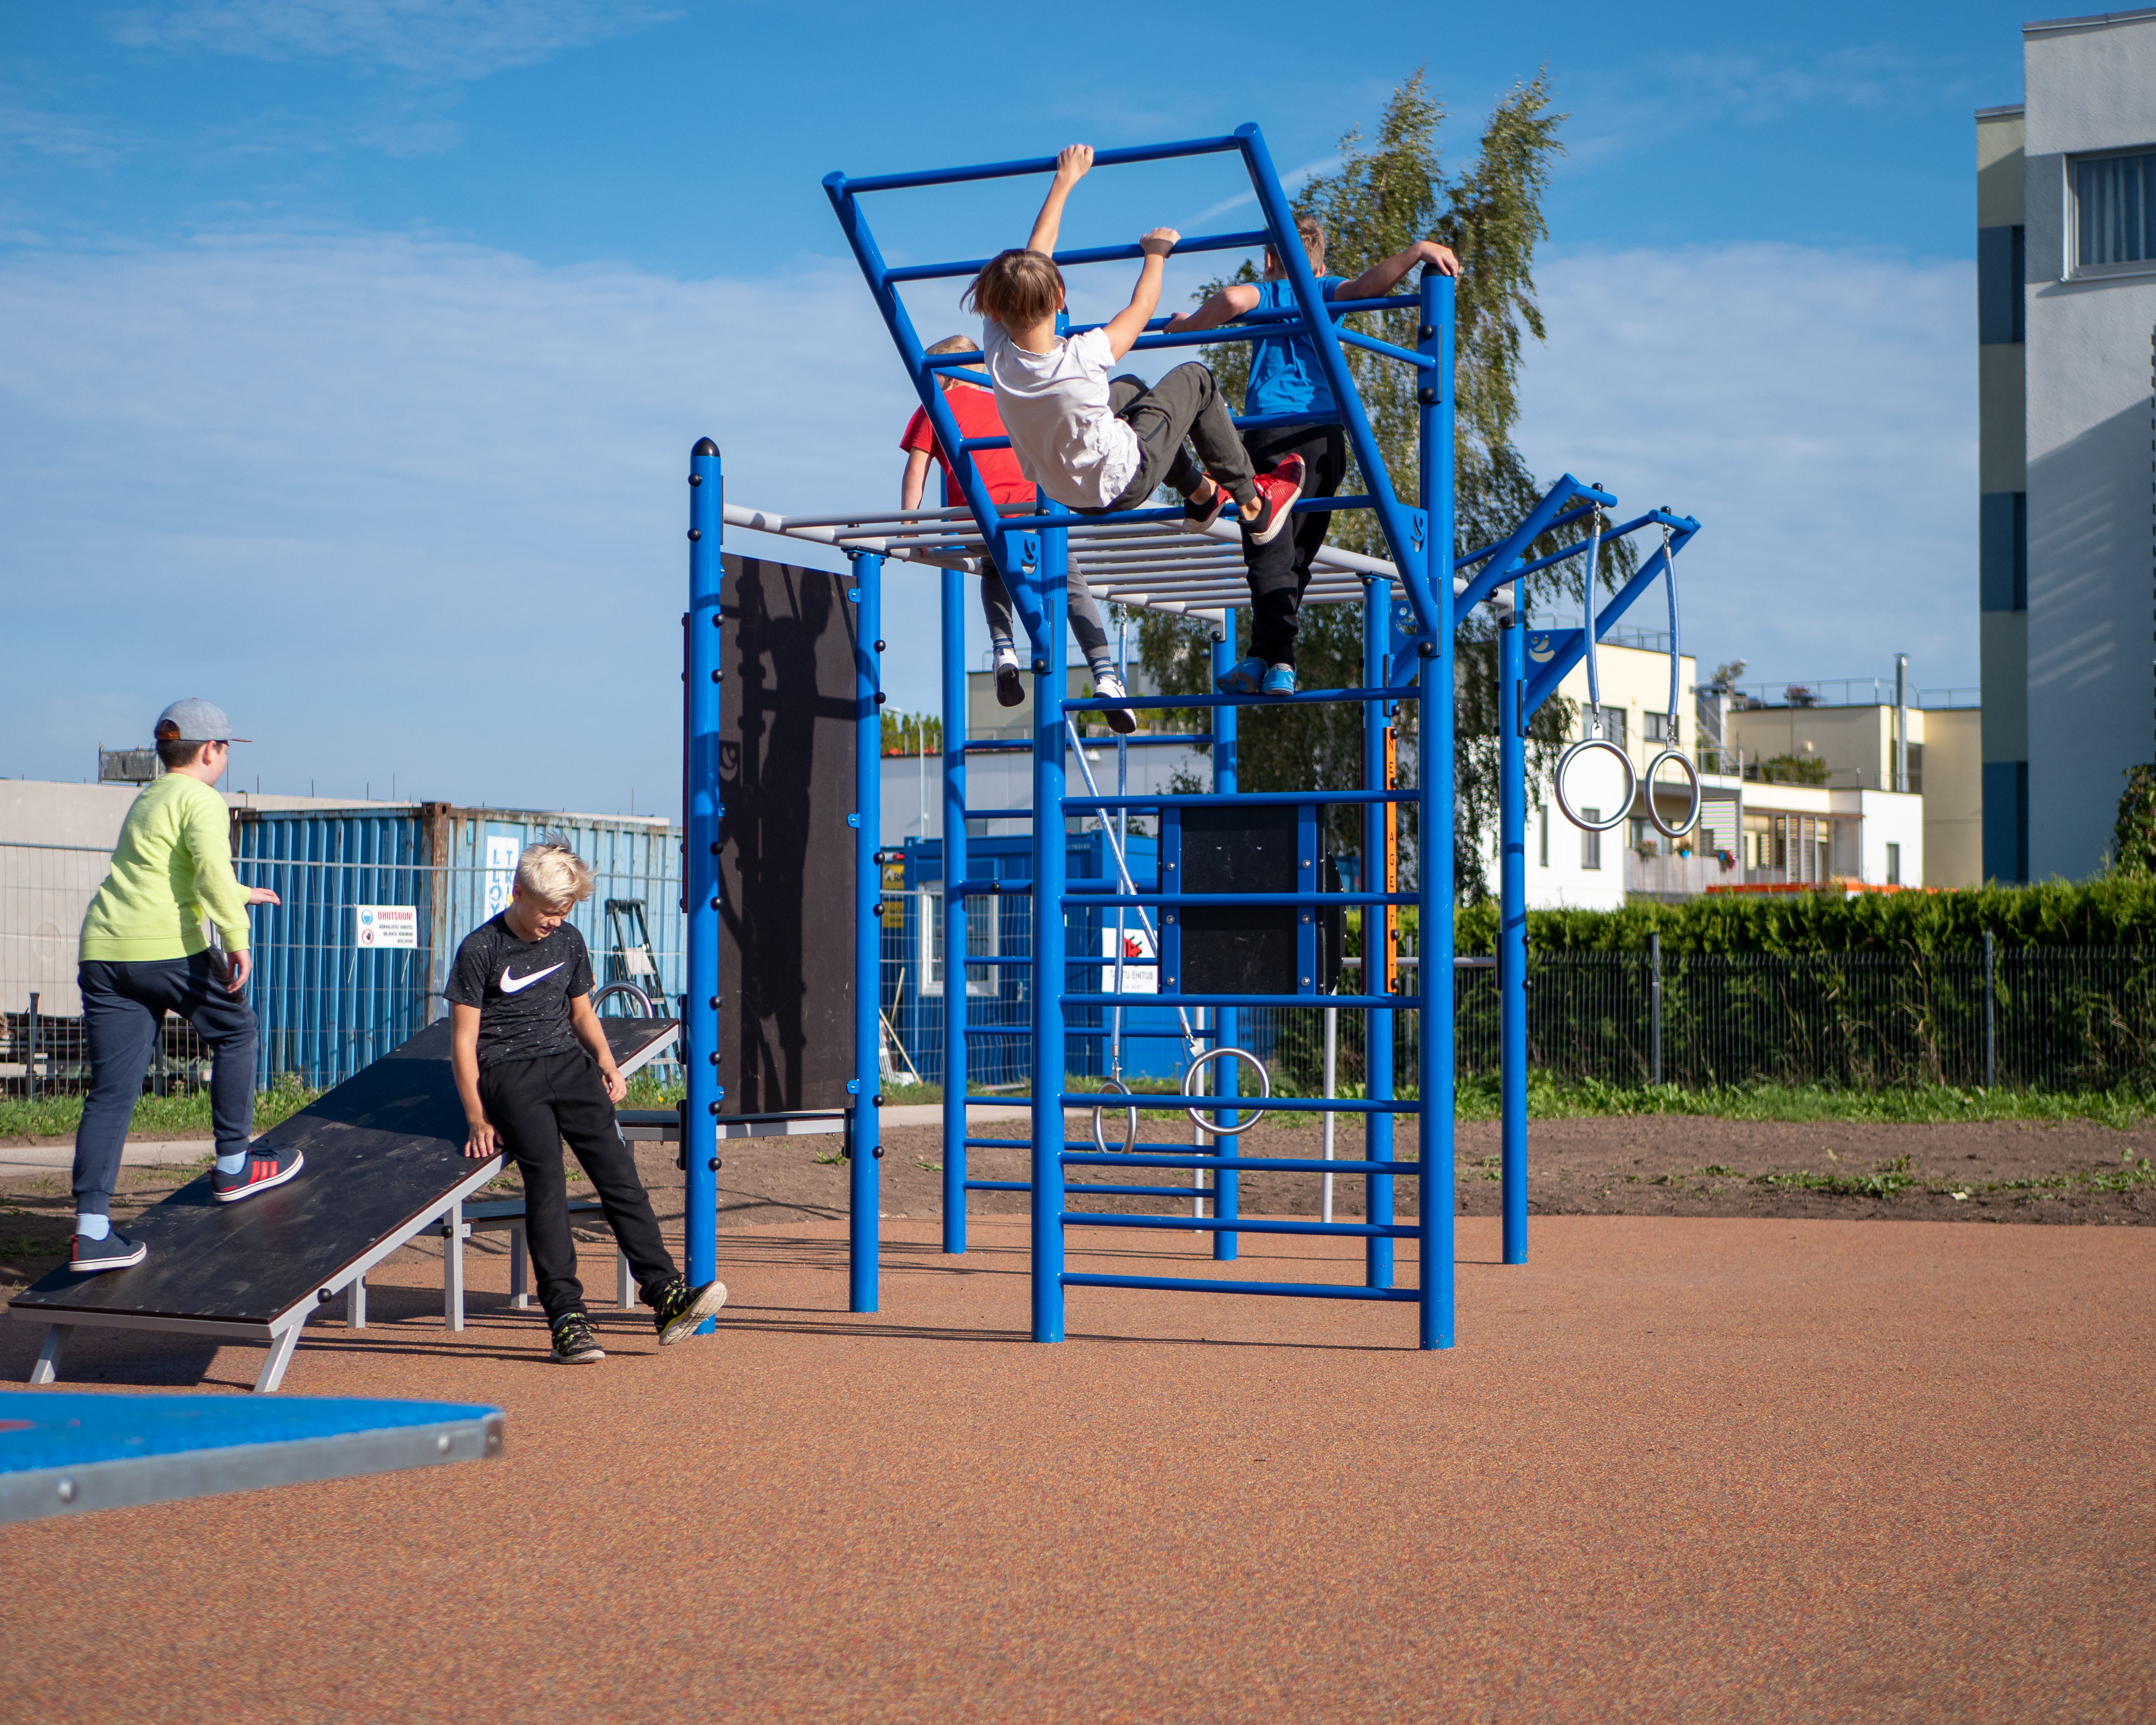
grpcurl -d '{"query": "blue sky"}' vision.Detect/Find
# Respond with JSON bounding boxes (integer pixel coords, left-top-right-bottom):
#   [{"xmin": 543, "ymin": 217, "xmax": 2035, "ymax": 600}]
[{"xmin": 2, "ymin": 1, "xmax": 2037, "ymax": 817}]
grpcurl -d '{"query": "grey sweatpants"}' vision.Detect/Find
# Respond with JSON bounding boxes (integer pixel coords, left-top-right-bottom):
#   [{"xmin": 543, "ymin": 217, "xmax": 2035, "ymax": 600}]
[
  {"xmin": 979, "ymin": 557, "xmax": 1112, "ymax": 663},
  {"xmin": 1099, "ymin": 363, "xmax": 1258, "ymax": 514}
]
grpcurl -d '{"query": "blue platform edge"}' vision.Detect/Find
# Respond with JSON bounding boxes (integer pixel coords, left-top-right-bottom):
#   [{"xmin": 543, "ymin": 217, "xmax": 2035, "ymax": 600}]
[{"xmin": 0, "ymin": 1392, "xmax": 501, "ymax": 1473}]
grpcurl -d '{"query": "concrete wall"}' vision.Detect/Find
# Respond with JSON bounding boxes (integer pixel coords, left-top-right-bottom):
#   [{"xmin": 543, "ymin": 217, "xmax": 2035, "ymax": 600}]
[
  {"xmin": 2021, "ymin": 14, "xmax": 2156, "ymax": 876},
  {"xmin": 1920, "ymin": 708, "xmax": 1986, "ymax": 886}
]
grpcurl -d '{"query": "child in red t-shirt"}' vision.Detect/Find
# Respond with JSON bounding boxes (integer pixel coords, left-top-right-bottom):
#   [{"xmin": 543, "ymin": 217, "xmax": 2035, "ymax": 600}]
[{"xmin": 902, "ymin": 334, "xmax": 1134, "ymax": 731}]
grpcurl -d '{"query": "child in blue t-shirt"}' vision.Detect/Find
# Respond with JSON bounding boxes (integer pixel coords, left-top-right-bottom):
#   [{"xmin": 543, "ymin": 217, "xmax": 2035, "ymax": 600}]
[{"xmin": 1167, "ymin": 218, "xmax": 1459, "ymax": 694}]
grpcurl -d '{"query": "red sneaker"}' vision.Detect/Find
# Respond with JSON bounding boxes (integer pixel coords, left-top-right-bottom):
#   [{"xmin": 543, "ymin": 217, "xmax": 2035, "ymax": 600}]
[
  {"xmin": 1246, "ymin": 455, "xmax": 1306, "ymax": 545},
  {"xmin": 1183, "ymin": 480, "xmax": 1230, "ymax": 532},
  {"xmin": 213, "ymin": 1145, "xmax": 305, "ymax": 1204}
]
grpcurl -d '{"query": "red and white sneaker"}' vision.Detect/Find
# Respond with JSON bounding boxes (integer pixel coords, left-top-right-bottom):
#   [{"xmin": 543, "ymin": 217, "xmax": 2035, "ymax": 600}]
[
  {"xmin": 1183, "ymin": 479, "xmax": 1230, "ymax": 532},
  {"xmin": 213, "ymin": 1145, "xmax": 305, "ymax": 1204},
  {"xmin": 1246, "ymin": 454, "xmax": 1306, "ymax": 545}
]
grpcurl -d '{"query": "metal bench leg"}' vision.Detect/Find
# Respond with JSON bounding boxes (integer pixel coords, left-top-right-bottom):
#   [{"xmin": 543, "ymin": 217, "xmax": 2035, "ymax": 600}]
[
  {"xmin": 254, "ymin": 1323, "xmax": 304, "ymax": 1394},
  {"xmin": 28, "ymin": 1323, "xmax": 68, "ymax": 1386},
  {"xmin": 618, "ymin": 1249, "xmax": 636, "ymax": 1309},
  {"xmin": 347, "ymin": 1275, "xmax": 367, "ymax": 1330},
  {"xmin": 444, "ymin": 1200, "xmax": 465, "ymax": 1332},
  {"xmin": 510, "ymin": 1222, "xmax": 529, "ymax": 1309}
]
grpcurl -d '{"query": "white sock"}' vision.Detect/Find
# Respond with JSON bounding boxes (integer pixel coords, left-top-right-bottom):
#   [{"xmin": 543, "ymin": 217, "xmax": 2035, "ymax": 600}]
[
  {"xmin": 76, "ymin": 1213, "xmax": 111, "ymax": 1241},
  {"xmin": 215, "ymin": 1152, "xmax": 246, "ymax": 1175},
  {"xmin": 1089, "ymin": 660, "xmax": 1117, "ymax": 684}
]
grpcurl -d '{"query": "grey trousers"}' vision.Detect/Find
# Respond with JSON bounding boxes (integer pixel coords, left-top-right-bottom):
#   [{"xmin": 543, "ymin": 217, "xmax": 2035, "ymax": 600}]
[
  {"xmin": 979, "ymin": 557, "xmax": 1112, "ymax": 662},
  {"xmin": 1100, "ymin": 364, "xmax": 1258, "ymax": 514}
]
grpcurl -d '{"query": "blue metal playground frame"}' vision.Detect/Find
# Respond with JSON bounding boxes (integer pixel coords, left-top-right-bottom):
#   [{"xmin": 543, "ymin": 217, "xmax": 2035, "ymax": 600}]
[{"xmin": 681, "ymin": 124, "xmax": 1701, "ymax": 1350}]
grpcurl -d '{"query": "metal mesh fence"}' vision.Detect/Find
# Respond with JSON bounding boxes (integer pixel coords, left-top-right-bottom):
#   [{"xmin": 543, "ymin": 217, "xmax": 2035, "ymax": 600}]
[
  {"xmin": 894, "ymin": 943, "xmax": 2156, "ymax": 1098},
  {"xmin": 10, "ymin": 832, "xmax": 2151, "ymax": 1099}
]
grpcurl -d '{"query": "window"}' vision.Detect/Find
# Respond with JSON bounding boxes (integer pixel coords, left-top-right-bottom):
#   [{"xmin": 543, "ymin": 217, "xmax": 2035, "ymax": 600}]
[
  {"xmin": 1584, "ymin": 709, "xmax": 1627, "ymax": 748},
  {"xmin": 2075, "ymin": 150, "xmax": 2156, "ymax": 269},
  {"xmin": 1979, "ymin": 492, "xmax": 2027, "ymax": 612},
  {"xmin": 1537, "ymin": 804, "xmax": 1549, "ymax": 868},
  {"xmin": 1629, "ymin": 815, "xmax": 1649, "ymax": 852},
  {"xmin": 1885, "ymin": 842, "xmax": 1902, "ymax": 887},
  {"xmin": 1978, "ymin": 225, "xmax": 2025, "ymax": 341},
  {"xmin": 1581, "ymin": 812, "xmax": 1601, "ymax": 871},
  {"xmin": 919, "ymin": 886, "xmax": 997, "ymax": 996},
  {"xmin": 1645, "ymin": 712, "xmax": 1679, "ymax": 744}
]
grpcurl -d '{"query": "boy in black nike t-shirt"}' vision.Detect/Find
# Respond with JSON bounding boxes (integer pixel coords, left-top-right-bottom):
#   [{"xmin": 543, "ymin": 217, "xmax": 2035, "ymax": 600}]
[{"xmin": 446, "ymin": 838, "xmax": 726, "ymax": 1365}]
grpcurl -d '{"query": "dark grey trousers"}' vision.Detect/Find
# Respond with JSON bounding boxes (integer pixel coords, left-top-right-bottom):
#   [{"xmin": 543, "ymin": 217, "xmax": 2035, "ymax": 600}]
[
  {"xmin": 1099, "ymin": 364, "xmax": 1258, "ymax": 514},
  {"xmin": 979, "ymin": 557, "xmax": 1112, "ymax": 661}
]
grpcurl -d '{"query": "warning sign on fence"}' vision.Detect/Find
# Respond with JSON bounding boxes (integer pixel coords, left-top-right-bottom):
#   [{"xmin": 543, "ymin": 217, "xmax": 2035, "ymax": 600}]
[
  {"xmin": 1101, "ymin": 924, "xmax": 1156, "ymax": 994},
  {"xmin": 355, "ymin": 906, "xmax": 418, "ymax": 949}
]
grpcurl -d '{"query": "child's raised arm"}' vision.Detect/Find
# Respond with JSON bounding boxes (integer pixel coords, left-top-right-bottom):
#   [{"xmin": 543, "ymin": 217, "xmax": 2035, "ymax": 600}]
[
  {"xmin": 1101, "ymin": 228, "xmax": 1176, "ymax": 360},
  {"xmin": 1334, "ymin": 238, "xmax": 1460, "ymax": 302},
  {"xmin": 1026, "ymin": 144, "xmax": 1092, "ymax": 256},
  {"xmin": 1164, "ymin": 281, "xmax": 1263, "ymax": 335}
]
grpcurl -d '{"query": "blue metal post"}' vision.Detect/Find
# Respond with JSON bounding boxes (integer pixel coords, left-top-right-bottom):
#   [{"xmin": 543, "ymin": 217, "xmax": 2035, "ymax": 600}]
[
  {"xmin": 850, "ymin": 550, "xmax": 883, "ymax": 1314},
  {"xmin": 1498, "ymin": 601, "xmax": 1529, "ymax": 1265},
  {"xmin": 1031, "ymin": 536, "xmax": 1069, "ymax": 1342},
  {"xmin": 1361, "ymin": 580, "xmax": 1394, "ymax": 1289},
  {"xmin": 1209, "ymin": 622, "xmax": 1240, "ymax": 1262},
  {"xmin": 1418, "ymin": 270, "xmax": 1457, "ymax": 1350},
  {"xmin": 684, "ymin": 438, "xmax": 722, "ymax": 1329},
  {"xmin": 941, "ymin": 565, "xmax": 967, "ymax": 1255}
]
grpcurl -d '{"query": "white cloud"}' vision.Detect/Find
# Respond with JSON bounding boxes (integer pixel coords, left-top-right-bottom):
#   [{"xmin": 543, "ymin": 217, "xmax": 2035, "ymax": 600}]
[
  {"xmin": 104, "ymin": 0, "xmax": 676, "ymax": 81},
  {"xmin": 0, "ymin": 232, "xmax": 933, "ymax": 815},
  {"xmin": 1514, "ymin": 241, "xmax": 1978, "ymax": 698}
]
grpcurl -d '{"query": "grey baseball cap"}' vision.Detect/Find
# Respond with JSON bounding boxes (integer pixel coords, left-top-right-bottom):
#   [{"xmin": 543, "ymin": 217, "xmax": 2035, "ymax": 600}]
[{"xmin": 154, "ymin": 698, "xmax": 251, "ymax": 744}]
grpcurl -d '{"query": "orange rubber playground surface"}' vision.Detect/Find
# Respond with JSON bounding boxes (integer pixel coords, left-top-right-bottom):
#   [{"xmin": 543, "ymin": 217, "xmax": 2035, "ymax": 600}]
[{"xmin": 6, "ymin": 1213, "xmax": 2153, "ymax": 1724}]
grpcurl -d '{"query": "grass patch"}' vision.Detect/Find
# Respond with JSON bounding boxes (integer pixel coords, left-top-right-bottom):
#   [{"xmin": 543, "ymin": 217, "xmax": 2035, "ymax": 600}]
[
  {"xmin": 0, "ymin": 1073, "xmax": 322, "ymax": 1140},
  {"xmin": 1455, "ymin": 1073, "xmax": 2156, "ymax": 1126}
]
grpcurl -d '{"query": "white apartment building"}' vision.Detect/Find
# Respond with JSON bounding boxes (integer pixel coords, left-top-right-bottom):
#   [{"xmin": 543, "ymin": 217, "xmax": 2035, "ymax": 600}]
[
  {"xmin": 1513, "ymin": 642, "xmax": 1931, "ymax": 909},
  {"xmin": 1977, "ymin": 11, "xmax": 2156, "ymax": 880}
]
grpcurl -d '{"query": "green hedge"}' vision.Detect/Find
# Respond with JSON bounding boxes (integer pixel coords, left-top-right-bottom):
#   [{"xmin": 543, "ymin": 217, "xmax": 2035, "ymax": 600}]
[{"xmin": 1453, "ymin": 878, "xmax": 2156, "ymax": 956}]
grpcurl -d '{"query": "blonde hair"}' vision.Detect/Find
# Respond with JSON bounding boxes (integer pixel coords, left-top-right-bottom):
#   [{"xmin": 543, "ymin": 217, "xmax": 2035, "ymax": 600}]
[
  {"xmin": 515, "ymin": 835, "xmax": 595, "ymax": 908},
  {"xmin": 925, "ymin": 334, "xmax": 980, "ymax": 356},
  {"xmin": 963, "ymin": 248, "xmax": 1064, "ymax": 326},
  {"xmin": 1267, "ymin": 214, "xmax": 1327, "ymax": 274}
]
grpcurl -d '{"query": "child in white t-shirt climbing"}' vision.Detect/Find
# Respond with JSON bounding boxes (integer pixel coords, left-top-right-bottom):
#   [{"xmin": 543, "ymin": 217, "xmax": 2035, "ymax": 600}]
[{"xmin": 967, "ymin": 144, "xmax": 1305, "ymax": 550}]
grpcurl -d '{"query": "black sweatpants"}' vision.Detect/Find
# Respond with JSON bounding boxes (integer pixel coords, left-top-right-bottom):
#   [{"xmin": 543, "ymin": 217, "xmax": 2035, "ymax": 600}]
[
  {"xmin": 480, "ymin": 1049, "xmax": 679, "ymax": 1323},
  {"xmin": 1242, "ymin": 423, "xmax": 1347, "ymax": 668}
]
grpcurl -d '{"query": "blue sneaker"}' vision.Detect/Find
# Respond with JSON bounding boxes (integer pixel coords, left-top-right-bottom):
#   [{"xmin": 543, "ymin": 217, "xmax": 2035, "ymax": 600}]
[
  {"xmin": 1214, "ymin": 656, "xmax": 1264, "ymax": 695},
  {"xmin": 1260, "ymin": 663, "xmax": 1297, "ymax": 696},
  {"xmin": 69, "ymin": 1230, "xmax": 146, "ymax": 1274}
]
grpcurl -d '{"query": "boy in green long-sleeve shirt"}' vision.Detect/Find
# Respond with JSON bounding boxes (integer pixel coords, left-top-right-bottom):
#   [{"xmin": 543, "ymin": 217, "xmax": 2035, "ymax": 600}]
[{"xmin": 69, "ymin": 698, "xmax": 289, "ymax": 1272}]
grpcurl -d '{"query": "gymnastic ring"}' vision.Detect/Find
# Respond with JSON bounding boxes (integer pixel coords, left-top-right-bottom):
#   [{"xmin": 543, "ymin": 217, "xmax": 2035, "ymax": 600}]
[
  {"xmin": 591, "ymin": 982, "xmax": 655, "ymax": 1018},
  {"xmin": 1182, "ymin": 1045, "xmax": 1271, "ymax": 1137},
  {"xmin": 1644, "ymin": 749, "xmax": 1703, "ymax": 839},
  {"xmin": 1090, "ymin": 1075, "xmax": 1139, "ymax": 1156},
  {"xmin": 1553, "ymin": 737, "xmax": 1637, "ymax": 834}
]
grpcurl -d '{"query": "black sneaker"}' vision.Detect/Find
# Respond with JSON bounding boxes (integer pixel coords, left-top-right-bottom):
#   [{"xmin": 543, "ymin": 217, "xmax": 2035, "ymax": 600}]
[
  {"xmin": 550, "ymin": 1311, "xmax": 605, "ymax": 1365},
  {"xmin": 1183, "ymin": 480, "xmax": 1229, "ymax": 532},
  {"xmin": 213, "ymin": 1144, "xmax": 304, "ymax": 1204},
  {"xmin": 993, "ymin": 648, "xmax": 1024, "ymax": 708},
  {"xmin": 650, "ymin": 1277, "xmax": 729, "ymax": 1346},
  {"xmin": 69, "ymin": 1230, "xmax": 146, "ymax": 1274}
]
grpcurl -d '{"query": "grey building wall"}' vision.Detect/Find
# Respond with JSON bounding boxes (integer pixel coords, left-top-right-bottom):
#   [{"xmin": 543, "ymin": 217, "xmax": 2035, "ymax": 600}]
[{"xmin": 2020, "ymin": 12, "xmax": 2156, "ymax": 878}]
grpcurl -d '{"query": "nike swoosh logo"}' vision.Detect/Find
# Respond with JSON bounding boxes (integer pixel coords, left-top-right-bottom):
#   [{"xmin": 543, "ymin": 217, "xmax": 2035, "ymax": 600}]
[{"xmin": 500, "ymin": 963, "xmax": 565, "ymax": 995}]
